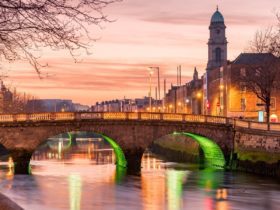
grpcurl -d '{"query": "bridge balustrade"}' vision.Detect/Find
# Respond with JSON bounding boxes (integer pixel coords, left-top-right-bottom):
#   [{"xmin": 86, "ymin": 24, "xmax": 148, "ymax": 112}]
[
  {"xmin": 54, "ymin": 112, "xmax": 75, "ymax": 120},
  {"xmin": 104, "ymin": 112, "xmax": 127, "ymax": 120},
  {"xmin": 206, "ymin": 116, "xmax": 227, "ymax": 124},
  {"xmin": 29, "ymin": 113, "xmax": 52, "ymax": 121},
  {"xmin": 0, "ymin": 114, "xmax": 14, "ymax": 122},
  {"xmin": 2, "ymin": 111, "xmax": 280, "ymax": 132},
  {"xmin": 162, "ymin": 113, "xmax": 184, "ymax": 121},
  {"xmin": 185, "ymin": 115, "xmax": 205, "ymax": 122},
  {"xmin": 140, "ymin": 113, "xmax": 161, "ymax": 120},
  {"xmin": 127, "ymin": 113, "xmax": 138, "ymax": 120},
  {"xmin": 80, "ymin": 112, "xmax": 103, "ymax": 120},
  {"xmin": 15, "ymin": 114, "xmax": 28, "ymax": 121}
]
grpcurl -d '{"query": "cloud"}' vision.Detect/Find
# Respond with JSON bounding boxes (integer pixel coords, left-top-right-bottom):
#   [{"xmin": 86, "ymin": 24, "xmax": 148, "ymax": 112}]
[
  {"xmin": 7, "ymin": 58, "xmax": 195, "ymax": 102},
  {"xmin": 140, "ymin": 12, "xmax": 274, "ymax": 26}
]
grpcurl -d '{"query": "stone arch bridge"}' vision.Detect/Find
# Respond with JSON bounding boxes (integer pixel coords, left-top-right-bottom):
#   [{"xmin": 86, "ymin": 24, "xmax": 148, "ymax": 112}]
[{"xmin": 0, "ymin": 112, "xmax": 274, "ymax": 174}]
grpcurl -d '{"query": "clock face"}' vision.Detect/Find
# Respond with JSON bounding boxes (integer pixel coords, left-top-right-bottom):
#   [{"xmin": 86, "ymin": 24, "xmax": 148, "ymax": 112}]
[{"xmin": 216, "ymin": 29, "xmax": 220, "ymax": 34}]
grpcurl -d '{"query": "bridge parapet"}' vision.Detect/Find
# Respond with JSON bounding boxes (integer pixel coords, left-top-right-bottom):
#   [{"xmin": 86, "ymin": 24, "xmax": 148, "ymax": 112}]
[{"xmin": 0, "ymin": 112, "xmax": 280, "ymax": 132}]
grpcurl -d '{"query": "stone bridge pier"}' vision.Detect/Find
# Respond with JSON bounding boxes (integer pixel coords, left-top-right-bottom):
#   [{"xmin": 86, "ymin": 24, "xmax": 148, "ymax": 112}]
[{"xmin": 0, "ymin": 120, "xmax": 234, "ymax": 174}]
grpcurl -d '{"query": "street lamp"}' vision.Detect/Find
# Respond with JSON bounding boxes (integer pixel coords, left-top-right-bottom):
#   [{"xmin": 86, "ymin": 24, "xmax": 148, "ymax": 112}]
[
  {"xmin": 147, "ymin": 67, "xmax": 154, "ymax": 113},
  {"xmin": 185, "ymin": 98, "xmax": 191, "ymax": 114},
  {"xmin": 196, "ymin": 92, "xmax": 202, "ymax": 114},
  {"xmin": 169, "ymin": 104, "xmax": 173, "ymax": 113}
]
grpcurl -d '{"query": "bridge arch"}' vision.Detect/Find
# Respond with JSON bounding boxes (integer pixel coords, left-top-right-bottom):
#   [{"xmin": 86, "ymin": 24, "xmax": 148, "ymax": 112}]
[
  {"xmin": 172, "ymin": 132, "xmax": 225, "ymax": 168},
  {"xmin": 12, "ymin": 130, "xmax": 127, "ymax": 174}
]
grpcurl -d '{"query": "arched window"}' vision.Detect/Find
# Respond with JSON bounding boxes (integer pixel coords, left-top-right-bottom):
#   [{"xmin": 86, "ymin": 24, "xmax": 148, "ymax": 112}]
[{"xmin": 215, "ymin": 47, "xmax": 221, "ymax": 62}]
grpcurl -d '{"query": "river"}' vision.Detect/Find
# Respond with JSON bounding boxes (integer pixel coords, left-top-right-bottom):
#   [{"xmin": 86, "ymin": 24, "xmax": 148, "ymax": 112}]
[{"xmin": 0, "ymin": 137, "xmax": 279, "ymax": 210}]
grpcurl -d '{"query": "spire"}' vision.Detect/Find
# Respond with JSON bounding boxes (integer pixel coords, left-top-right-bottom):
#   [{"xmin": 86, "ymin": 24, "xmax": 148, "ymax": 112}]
[
  {"xmin": 216, "ymin": 5, "xmax": 219, "ymax": 11},
  {"xmin": 193, "ymin": 67, "xmax": 198, "ymax": 80}
]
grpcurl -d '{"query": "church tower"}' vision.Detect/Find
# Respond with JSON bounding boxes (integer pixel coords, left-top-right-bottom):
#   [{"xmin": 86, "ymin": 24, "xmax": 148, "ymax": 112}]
[{"xmin": 206, "ymin": 7, "xmax": 227, "ymax": 71}]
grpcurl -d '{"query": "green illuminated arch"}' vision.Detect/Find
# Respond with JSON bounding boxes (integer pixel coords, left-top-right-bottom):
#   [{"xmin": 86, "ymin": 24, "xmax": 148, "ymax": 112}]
[
  {"xmin": 173, "ymin": 132, "xmax": 225, "ymax": 168},
  {"xmin": 66, "ymin": 132, "xmax": 73, "ymax": 149},
  {"xmin": 101, "ymin": 134, "xmax": 127, "ymax": 168},
  {"xmin": 67, "ymin": 132, "xmax": 127, "ymax": 168}
]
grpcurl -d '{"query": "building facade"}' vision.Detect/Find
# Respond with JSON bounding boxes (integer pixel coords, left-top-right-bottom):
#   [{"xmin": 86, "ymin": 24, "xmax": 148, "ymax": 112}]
[
  {"xmin": 207, "ymin": 53, "xmax": 280, "ymax": 120},
  {"xmin": 164, "ymin": 68, "xmax": 202, "ymax": 114},
  {"xmin": 91, "ymin": 97, "xmax": 162, "ymax": 113}
]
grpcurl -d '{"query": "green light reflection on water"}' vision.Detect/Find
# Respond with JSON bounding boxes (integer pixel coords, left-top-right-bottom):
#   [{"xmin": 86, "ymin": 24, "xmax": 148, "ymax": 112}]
[{"xmin": 167, "ymin": 170, "xmax": 189, "ymax": 210}]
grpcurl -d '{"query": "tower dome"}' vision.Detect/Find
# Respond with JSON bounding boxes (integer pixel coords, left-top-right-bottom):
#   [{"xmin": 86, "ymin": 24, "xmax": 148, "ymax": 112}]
[{"xmin": 210, "ymin": 7, "xmax": 224, "ymax": 23}]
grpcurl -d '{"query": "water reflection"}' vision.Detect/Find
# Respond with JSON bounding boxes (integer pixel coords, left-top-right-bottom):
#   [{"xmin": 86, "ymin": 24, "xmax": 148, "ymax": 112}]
[
  {"xmin": 0, "ymin": 137, "xmax": 279, "ymax": 210},
  {"xmin": 32, "ymin": 137, "xmax": 115, "ymax": 165},
  {"xmin": 69, "ymin": 174, "xmax": 82, "ymax": 210},
  {"xmin": 167, "ymin": 170, "xmax": 188, "ymax": 210}
]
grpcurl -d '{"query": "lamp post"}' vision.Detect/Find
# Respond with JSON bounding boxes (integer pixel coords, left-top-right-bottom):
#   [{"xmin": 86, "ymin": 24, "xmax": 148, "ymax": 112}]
[
  {"xmin": 147, "ymin": 67, "xmax": 154, "ymax": 112},
  {"xmin": 196, "ymin": 92, "xmax": 202, "ymax": 115},
  {"xmin": 186, "ymin": 98, "xmax": 190, "ymax": 114},
  {"xmin": 178, "ymin": 102, "xmax": 182, "ymax": 113}
]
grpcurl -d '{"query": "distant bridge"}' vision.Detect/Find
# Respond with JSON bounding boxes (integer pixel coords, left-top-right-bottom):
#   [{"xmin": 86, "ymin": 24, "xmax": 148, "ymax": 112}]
[{"xmin": 0, "ymin": 112, "xmax": 278, "ymax": 174}]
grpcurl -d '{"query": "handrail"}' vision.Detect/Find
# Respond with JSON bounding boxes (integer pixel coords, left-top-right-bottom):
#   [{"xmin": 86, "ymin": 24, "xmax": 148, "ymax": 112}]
[{"xmin": 0, "ymin": 112, "xmax": 279, "ymax": 132}]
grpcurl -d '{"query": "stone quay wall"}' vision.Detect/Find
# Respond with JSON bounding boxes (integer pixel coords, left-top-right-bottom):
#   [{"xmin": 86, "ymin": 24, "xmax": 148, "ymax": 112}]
[{"xmin": 234, "ymin": 128, "xmax": 280, "ymax": 177}]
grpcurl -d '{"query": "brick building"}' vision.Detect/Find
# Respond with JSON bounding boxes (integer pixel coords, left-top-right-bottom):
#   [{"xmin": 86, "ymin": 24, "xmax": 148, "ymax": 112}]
[{"xmin": 206, "ymin": 53, "xmax": 280, "ymax": 120}]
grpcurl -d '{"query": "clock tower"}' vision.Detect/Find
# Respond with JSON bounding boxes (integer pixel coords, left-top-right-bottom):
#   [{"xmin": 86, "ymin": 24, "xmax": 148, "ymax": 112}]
[{"xmin": 206, "ymin": 7, "xmax": 227, "ymax": 71}]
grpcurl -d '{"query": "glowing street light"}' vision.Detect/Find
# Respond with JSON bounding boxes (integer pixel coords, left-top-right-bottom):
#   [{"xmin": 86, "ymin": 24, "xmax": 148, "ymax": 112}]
[
  {"xmin": 178, "ymin": 102, "xmax": 182, "ymax": 113},
  {"xmin": 169, "ymin": 104, "xmax": 173, "ymax": 113}
]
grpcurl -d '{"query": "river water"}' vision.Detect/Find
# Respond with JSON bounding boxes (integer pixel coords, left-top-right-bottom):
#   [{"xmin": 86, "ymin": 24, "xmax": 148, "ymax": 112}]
[{"xmin": 0, "ymin": 138, "xmax": 279, "ymax": 210}]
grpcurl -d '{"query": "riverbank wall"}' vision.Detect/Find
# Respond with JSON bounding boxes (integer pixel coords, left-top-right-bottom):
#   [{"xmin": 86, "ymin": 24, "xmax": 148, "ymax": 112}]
[{"xmin": 233, "ymin": 129, "xmax": 280, "ymax": 177}]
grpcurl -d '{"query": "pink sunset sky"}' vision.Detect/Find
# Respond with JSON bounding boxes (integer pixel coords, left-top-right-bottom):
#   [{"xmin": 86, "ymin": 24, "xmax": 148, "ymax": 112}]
[{"xmin": 2, "ymin": 0, "xmax": 280, "ymax": 105}]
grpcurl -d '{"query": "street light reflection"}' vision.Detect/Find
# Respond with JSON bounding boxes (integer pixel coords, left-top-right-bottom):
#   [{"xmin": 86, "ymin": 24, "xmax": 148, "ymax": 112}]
[{"xmin": 69, "ymin": 174, "xmax": 82, "ymax": 210}]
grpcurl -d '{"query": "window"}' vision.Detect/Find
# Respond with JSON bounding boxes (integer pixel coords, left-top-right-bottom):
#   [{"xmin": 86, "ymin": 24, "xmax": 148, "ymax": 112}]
[
  {"xmin": 241, "ymin": 98, "xmax": 246, "ymax": 111},
  {"xmin": 271, "ymin": 97, "xmax": 276, "ymax": 110},
  {"xmin": 255, "ymin": 68, "xmax": 261, "ymax": 77},
  {"xmin": 240, "ymin": 68, "xmax": 246, "ymax": 77},
  {"xmin": 215, "ymin": 48, "xmax": 221, "ymax": 62}
]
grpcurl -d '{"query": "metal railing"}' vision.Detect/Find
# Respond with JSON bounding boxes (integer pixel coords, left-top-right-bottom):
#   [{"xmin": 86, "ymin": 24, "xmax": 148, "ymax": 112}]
[{"xmin": 0, "ymin": 112, "xmax": 279, "ymax": 132}]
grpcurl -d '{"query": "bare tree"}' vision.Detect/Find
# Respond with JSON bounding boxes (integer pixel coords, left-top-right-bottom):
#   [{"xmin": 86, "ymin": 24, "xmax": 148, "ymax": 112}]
[
  {"xmin": 240, "ymin": 56, "xmax": 280, "ymax": 124},
  {"xmin": 0, "ymin": 0, "xmax": 119, "ymax": 75},
  {"xmin": 243, "ymin": 19, "xmax": 280, "ymax": 124}
]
